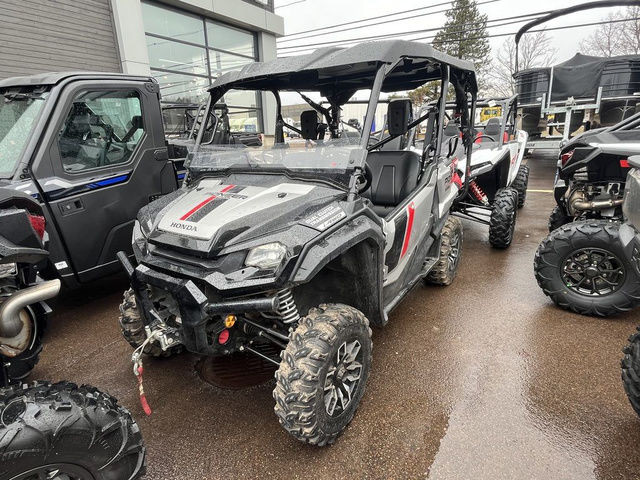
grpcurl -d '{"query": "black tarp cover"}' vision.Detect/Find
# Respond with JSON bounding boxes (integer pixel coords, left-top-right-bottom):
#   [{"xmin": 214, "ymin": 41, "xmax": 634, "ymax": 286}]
[{"xmin": 517, "ymin": 53, "xmax": 640, "ymax": 101}]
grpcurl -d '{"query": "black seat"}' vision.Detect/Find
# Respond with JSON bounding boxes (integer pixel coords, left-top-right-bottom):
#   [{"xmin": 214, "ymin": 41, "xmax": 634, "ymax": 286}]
[
  {"xmin": 483, "ymin": 117, "xmax": 501, "ymax": 138},
  {"xmin": 363, "ymin": 151, "xmax": 421, "ymax": 216}
]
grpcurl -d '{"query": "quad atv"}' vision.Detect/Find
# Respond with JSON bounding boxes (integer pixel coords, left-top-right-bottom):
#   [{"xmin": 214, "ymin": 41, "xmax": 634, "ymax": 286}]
[
  {"xmin": 445, "ymin": 96, "xmax": 529, "ymax": 248},
  {"xmin": 0, "ymin": 188, "xmax": 146, "ymax": 479},
  {"xmin": 535, "ymin": 155, "xmax": 640, "ymax": 317},
  {"xmin": 117, "ymin": 40, "xmax": 478, "ymax": 445},
  {"xmin": 548, "ymin": 111, "xmax": 640, "ymax": 232}
]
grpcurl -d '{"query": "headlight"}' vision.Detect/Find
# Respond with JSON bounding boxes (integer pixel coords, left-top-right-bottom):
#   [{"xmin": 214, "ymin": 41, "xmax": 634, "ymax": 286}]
[{"xmin": 245, "ymin": 242, "xmax": 288, "ymax": 270}]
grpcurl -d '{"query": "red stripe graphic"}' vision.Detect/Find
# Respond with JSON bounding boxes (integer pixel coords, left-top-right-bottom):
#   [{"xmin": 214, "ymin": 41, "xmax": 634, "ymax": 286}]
[
  {"xmin": 180, "ymin": 195, "xmax": 216, "ymax": 220},
  {"xmin": 400, "ymin": 202, "xmax": 415, "ymax": 258},
  {"xmin": 178, "ymin": 185, "xmax": 236, "ymax": 221}
]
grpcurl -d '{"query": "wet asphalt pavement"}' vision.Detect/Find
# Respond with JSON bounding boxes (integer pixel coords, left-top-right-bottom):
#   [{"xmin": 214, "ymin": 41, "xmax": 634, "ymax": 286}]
[{"xmin": 33, "ymin": 153, "xmax": 640, "ymax": 480}]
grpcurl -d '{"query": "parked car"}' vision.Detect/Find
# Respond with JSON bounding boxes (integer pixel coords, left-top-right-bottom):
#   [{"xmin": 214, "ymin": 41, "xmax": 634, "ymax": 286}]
[{"xmin": 117, "ymin": 40, "xmax": 478, "ymax": 446}]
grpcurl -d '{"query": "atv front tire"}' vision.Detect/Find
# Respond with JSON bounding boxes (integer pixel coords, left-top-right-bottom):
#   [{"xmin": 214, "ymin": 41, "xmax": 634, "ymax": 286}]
[
  {"xmin": 0, "ymin": 279, "xmax": 47, "ymax": 381},
  {"xmin": 273, "ymin": 304, "xmax": 372, "ymax": 446},
  {"xmin": 512, "ymin": 164, "xmax": 530, "ymax": 209},
  {"xmin": 426, "ymin": 216, "xmax": 463, "ymax": 286},
  {"xmin": 548, "ymin": 205, "xmax": 572, "ymax": 232},
  {"xmin": 119, "ymin": 288, "xmax": 181, "ymax": 357},
  {"xmin": 489, "ymin": 187, "xmax": 518, "ymax": 249},
  {"xmin": 534, "ymin": 220, "xmax": 640, "ymax": 316},
  {"xmin": 622, "ymin": 327, "xmax": 640, "ymax": 417},
  {"xmin": 0, "ymin": 381, "xmax": 146, "ymax": 480}
]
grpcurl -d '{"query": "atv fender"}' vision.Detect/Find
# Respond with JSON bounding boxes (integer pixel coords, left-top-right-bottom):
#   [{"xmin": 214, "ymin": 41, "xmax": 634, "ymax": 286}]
[
  {"xmin": 291, "ymin": 213, "xmax": 386, "ymax": 326},
  {"xmin": 619, "ymin": 223, "xmax": 640, "ymax": 276}
]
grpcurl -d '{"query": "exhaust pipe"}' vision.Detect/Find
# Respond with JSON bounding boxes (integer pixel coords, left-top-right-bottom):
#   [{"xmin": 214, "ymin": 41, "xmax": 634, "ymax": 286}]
[
  {"xmin": 572, "ymin": 198, "xmax": 624, "ymax": 211},
  {"xmin": 0, "ymin": 279, "xmax": 60, "ymax": 357}
]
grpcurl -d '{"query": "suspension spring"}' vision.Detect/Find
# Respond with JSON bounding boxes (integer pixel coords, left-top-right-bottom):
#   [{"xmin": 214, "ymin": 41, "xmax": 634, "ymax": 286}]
[
  {"xmin": 275, "ymin": 289, "xmax": 300, "ymax": 324},
  {"xmin": 469, "ymin": 180, "xmax": 489, "ymax": 206}
]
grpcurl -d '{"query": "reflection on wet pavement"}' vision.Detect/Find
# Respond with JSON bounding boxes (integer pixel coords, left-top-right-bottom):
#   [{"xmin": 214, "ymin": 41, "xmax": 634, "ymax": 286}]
[{"xmin": 33, "ymin": 153, "xmax": 640, "ymax": 479}]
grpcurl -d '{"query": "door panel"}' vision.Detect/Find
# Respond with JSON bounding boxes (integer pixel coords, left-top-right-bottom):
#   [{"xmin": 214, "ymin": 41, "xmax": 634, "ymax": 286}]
[{"xmin": 32, "ymin": 81, "xmax": 169, "ymax": 283}]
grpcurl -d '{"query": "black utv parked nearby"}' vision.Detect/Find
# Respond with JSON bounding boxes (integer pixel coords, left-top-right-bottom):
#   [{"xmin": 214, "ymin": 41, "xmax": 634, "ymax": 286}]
[
  {"xmin": 549, "ymin": 112, "xmax": 640, "ymax": 232},
  {"xmin": 535, "ymin": 155, "xmax": 640, "ymax": 317},
  {"xmin": 118, "ymin": 40, "xmax": 478, "ymax": 445},
  {"xmin": 0, "ymin": 188, "xmax": 146, "ymax": 479}
]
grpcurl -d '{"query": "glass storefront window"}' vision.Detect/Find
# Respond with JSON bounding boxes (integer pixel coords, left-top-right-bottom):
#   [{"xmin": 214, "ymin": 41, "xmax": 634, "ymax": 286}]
[
  {"xmin": 147, "ymin": 37, "xmax": 208, "ymax": 76},
  {"xmin": 141, "ymin": 2, "xmax": 205, "ymax": 45},
  {"xmin": 142, "ymin": 1, "xmax": 262, "ymax": 130},
  {"xmin": 209, "ymin": 51, "xmax": 254, "ymax": 78},
  {"xmin": 206, "ymin": 21, "xmax": 255, "ymax": 58},
  {"xmin": 155, "ymin": 72, "xmax": 210, "ymax": 104}
]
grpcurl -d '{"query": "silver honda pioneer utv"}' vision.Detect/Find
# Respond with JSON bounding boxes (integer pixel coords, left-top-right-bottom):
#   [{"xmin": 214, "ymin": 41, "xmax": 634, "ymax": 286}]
[{"xmin": 117, "ymin": 40, "xmax": 477, "ymax": 445}]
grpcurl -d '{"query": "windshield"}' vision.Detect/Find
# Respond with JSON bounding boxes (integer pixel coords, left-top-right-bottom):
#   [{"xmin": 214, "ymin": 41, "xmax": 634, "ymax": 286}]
[
  {"xmin": 188, "ymin": 89, "xmax": 370, "ymax": 188},
  {"xmin": 0, "ymin": 89, "xmax": 49, "ymax": 178},
  {"xmin": 190, "ymin": 138, "xmax": 366, "ymax": 189}
]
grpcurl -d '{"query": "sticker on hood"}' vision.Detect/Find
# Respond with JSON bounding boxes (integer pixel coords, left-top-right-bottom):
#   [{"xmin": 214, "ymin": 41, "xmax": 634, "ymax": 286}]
[{"xmin": 302, "ymin": 204, "xmax": 346, "ymax": 231}]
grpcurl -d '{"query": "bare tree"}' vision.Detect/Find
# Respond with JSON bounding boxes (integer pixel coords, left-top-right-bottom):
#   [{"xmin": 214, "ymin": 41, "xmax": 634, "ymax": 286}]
[
  {"xmin": 486, "ymin": 31, "xmax": 556, "ymax": 97},
  {"xmin": 580, "ymin": 7, "xmax": 640, "ymax": 56}
]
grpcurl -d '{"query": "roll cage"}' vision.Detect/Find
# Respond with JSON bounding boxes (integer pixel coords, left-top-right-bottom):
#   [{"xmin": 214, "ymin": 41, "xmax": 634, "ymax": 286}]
[{"xmin": 194, "ymin": 40, "xmax": 478, "ymax": 198}]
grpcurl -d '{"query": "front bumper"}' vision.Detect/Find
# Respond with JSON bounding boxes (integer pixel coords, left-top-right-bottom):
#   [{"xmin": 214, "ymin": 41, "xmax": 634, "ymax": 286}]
[{"xmin": 119, "ymin": 252, "xmax": 280, "ymax": 356}]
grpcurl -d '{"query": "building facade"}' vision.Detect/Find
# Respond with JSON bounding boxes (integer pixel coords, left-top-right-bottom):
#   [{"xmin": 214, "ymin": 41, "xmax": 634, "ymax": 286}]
[{"xmin": 0, "ymin": 0, "xmax": 284, "ymax": 132}]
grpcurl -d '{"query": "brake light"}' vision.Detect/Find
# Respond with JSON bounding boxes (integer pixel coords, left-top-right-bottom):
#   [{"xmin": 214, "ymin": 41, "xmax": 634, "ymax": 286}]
[
  {"xmin": 561, "ymin": 149, "xmax": 574, "ymax": 166},
  {"xmin": 28, "ymin": 214, "xmax": 45, "ymax": 241},
  {"xmin": 621, "ymin": 159, "xmax": 630, "ymax": 168}
]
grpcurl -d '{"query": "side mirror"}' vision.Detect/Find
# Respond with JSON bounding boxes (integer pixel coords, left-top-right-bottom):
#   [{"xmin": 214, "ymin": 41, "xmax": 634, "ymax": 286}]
[
  {"xmin": 387, "ymin": 99, "xmax": 412, "ymax": 136},
  {"xmin": 628, "ymin": 155, "xmax": 640, "ymax": 169}
]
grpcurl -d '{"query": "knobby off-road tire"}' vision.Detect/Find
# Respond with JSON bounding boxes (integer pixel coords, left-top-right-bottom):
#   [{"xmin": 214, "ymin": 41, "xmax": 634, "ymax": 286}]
[
  {"xmin": 512, "ymin": 164, "xmax": 530, "ymax": 209},
  {"xmin": 426, "ymin": 216, "xmax": 463, "ymax": 286},
  {"xmin": 548, "ymin": 205, "xmax": 572, "ymax": 232},
  {"xmin": 0, "ymin": 279, "xmax": 46, "ymax": 381},
  {"xmin": 489, "ymin": 187, "xmax": 518, "ymax": 249},
  {"xmin": 534, "ymin": 220, "xmax": 640, "ymax": 317},
  {"xmin": 273, "ymin": 304, "xmax": 372, "ymax": 446},
  {"xmin": 622, "ymin": 328, "xmax": 640, "ymax": 417},
  {"xmin": 0, "ymin": 381, "xmax": 146, "ymax": 480},
  {"xmin": 119, "ymin": 288, "xmax": 181, "ymax": 358}
]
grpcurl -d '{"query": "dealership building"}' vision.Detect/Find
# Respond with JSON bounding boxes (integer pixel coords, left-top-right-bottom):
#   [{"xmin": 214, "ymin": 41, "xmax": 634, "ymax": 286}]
[{"xmin": 0, "ymin": 0, "xmax": 284, "ymax": 132}]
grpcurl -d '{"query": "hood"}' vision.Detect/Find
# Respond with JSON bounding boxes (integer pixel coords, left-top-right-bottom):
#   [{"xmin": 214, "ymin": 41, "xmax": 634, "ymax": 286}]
[{"xmin": 145, "ymin": 176, "xmax": 346, "ymax": 255}]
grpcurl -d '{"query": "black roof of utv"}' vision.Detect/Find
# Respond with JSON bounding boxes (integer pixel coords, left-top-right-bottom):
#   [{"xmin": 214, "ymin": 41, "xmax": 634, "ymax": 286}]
[{"xmin": 209, "ymin": 40, "xmax": 477, "ymax": 98}]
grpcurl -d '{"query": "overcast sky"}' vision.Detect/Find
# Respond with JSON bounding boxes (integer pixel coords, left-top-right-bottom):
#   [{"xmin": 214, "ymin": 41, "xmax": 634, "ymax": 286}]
[{"xmin": 273, "ymin": 0, "xmax": 617, "ymax": 63}]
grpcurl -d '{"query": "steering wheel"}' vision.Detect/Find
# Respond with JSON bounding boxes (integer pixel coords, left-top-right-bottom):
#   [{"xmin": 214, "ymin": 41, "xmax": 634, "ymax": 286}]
[
  {"xmin": 357, "ymin": 164, "xmax": 373, "ymax": 193},
  {"xmin": 477, "ymin": 134, "xmax": 497, "ymax": 142}
]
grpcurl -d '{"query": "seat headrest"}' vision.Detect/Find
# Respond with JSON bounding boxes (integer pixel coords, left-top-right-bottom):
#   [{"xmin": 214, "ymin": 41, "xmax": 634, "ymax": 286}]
[
  {"xmin": 484, "ymin": 120, "xmax": 502, "ymax": 137},
  {"xmin": 300, "ymin": 110, "xmax": 319, "ymax": 140},
  {"xmin": 444, "ymin": 122, "xmax": 459, "ymax": 137}
]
